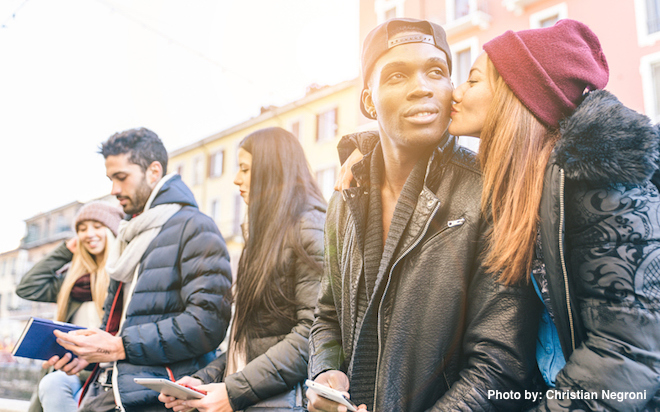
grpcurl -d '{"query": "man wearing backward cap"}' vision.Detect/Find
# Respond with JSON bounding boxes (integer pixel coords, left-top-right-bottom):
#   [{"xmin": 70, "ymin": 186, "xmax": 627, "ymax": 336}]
[{"xmin": 307, "ymin": 18, "xmax": 540, "ymax": 412}]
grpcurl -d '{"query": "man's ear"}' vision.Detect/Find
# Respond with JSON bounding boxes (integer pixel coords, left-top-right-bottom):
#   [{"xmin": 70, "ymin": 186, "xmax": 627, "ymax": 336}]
[
  {"xmin": 146, "ymin": 161, "xmax": 163, "ymax": 187},
  {"xmin": 362, "ymin": 89, "xmax": 376, "ymax": 119}
]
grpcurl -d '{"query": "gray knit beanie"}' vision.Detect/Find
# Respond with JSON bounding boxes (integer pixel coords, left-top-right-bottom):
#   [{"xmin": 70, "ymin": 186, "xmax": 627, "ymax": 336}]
[{"xmin": 74, "ymin": 201, "xmax": 125, "ymax": 236}]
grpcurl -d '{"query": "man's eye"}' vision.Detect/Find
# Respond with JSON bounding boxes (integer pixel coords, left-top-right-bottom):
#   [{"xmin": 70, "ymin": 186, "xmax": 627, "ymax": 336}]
[
  {"xmin": 430, "ymin": 68, "xmax": 446, "ymax": 77},
  {"xmin": 388, "ymin": 73, "xmax": 404, "ymax": 81}
]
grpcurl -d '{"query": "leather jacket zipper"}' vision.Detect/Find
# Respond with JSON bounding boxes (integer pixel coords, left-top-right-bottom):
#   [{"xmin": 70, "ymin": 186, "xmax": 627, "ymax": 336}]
[
  {"xmin": 558, "ymin": 168, "xmax": 576, "ymax": 351},
  {"xmin": 373, "ymin": 200, "xmax": 441, "ymax": 408}
]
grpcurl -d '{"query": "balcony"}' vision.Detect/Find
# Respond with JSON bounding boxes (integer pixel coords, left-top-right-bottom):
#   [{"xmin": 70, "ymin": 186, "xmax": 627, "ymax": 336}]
[
  {"xmin": 445, "ymin": 0, "xmax": 492, "ymax": 37},
  {"xmin": 502, "ymin": 0, "xmax": 545, "ymax": 16}
]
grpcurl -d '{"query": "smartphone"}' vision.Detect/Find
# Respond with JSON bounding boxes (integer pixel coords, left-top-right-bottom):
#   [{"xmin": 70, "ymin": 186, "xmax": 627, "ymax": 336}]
[
  {"xmin": 133, "ymin": 378, "xmax": 206, "ymax": 400},
  {"xmin": 305, "ymin": 379, "xmax": 358, "ymax": 411}
]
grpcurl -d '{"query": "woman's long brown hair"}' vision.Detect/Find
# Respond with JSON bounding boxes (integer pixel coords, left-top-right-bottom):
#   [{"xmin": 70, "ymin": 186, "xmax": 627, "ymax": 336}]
[
  {"xmin": 231, "ymin": 127, "xmax": 325, "ymax": 348},
  {"xmin": 479, "ymin": 58, "xmax": 559, "ymax": 285}
]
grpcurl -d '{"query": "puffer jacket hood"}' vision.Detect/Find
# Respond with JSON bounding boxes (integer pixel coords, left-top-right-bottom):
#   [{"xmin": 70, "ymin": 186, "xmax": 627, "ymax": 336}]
[
  {"xmin": 150, "ymin": 174, "xmax": 198, "ymax": 209},
  {"xmin": 554, "ymin": 89, "xmax": 660, "ymax": 183}
]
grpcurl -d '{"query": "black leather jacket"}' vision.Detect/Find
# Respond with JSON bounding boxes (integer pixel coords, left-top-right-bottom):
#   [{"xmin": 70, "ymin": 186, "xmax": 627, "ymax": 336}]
[
  {"xmin": 533, "ymin": 90, "xmax": 660, "ymax": 411},
  {"xmin": 309, "ymin": 133, "xmax": 541, "ymax": 411}
]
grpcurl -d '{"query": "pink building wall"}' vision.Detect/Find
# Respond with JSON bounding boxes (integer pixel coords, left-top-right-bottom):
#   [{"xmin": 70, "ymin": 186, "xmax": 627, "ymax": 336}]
[{"xmin": 359, "ymin": 0, "xmax": 660, "ymax": 115}]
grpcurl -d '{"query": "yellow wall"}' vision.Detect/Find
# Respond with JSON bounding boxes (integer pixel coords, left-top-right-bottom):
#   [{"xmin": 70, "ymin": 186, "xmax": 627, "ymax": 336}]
[{"xmin": 169, "ymin": 79, "xmax": 361, "ymax": 272}]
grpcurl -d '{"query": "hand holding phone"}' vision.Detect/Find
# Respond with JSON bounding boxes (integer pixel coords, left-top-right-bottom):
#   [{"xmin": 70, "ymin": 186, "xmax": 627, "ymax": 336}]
[{"xmin": 306, "ymin": 379, "xmax": 358, "ymax": 412}]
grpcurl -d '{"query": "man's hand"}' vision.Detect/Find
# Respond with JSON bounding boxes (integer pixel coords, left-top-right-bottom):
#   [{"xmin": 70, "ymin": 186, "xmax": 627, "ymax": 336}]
[
  {"xmin": 161, "ymin": 382, "xmax": 233, "ymax": 412},
  {"xmin": 307, "ymin": 370, "xmax": 367, "ymax": 412},
  {"xmin": 42, "ymin": 352, "xmax": 89, "ymax": 375},
  {"xmin": 53, "ymin": 328, "xmax": 126, "ymax": 364},
  {"xmin": 334, "ymin": 149, "xmax": 363, "ymax": 192}
]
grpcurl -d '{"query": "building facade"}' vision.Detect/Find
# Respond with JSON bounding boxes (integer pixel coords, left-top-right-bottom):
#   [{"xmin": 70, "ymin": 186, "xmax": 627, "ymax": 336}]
[
  {"xmin": 168, "ymin": 78, "xmax": 362, "ymax": 269},
  {"xmin": 360, "ymin": 0, "xmax": 660, "ymax": 122}
]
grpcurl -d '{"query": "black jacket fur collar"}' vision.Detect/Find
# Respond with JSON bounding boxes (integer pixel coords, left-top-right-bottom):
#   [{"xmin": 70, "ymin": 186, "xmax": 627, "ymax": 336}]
[{"xmin": 554, "ymin": 89, "xmax": 660, "ymax": 184}]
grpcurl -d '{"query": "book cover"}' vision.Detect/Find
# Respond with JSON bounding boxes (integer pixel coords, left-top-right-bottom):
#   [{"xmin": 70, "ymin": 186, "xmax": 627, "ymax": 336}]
[{"xmin": 11, "ymin": 317, "xmax": 85, "ymax": 361}]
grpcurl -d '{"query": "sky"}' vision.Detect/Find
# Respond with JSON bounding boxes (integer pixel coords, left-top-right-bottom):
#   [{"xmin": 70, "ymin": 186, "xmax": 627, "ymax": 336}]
[{"xmin": 0, "ymin": 0, "xmax": 360, "ymax": 252}]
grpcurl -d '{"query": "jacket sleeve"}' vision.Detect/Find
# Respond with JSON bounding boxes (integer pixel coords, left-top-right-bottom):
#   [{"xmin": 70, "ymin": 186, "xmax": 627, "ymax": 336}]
[
  {"xmin": 429, "ymin": 212, "xmax": 542, "ymax": 411},
  {"xmin": 308, "ymin": 193, "xmax": 346, "ymax": 380},
  {"xmin": 337, "ymin": 131, "xmax": 380, "ymax": 165},
  {"xmin": 121, "ymin": 214, "xmax": 232, "ymax": 365},
  {"xmin": 222, "ymin": 209, "xmax": 326, "ymax": 410},
  {"xmin": 15, "ymin": 241, "xmax": 73, "ymax": 303},
  {"xmin": 532, "ymin": 181, "xmax": 660, "ymax": 411}
]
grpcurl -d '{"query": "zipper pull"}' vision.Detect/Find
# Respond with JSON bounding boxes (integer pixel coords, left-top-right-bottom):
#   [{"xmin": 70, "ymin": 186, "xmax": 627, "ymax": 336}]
[{"xmin": 447, "ymin": 218, "xmax": 465, "ymax": 228}]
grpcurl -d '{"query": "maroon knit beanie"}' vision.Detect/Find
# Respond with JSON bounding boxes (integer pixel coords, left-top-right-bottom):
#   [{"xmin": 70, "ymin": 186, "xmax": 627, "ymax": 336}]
[
  {"xmin": 74, "ymin": 201, "xmax": 125, "ymax": 236},
  {"xmin": 483, "ymin": 19, "xmax": 609, "ymax": 128}
]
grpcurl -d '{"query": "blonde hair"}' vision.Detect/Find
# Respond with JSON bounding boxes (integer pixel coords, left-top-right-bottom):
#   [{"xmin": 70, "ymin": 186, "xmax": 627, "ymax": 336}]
[
  {"xmin": 479, "ymin": 57, "xmax": 560, "ymax": 285},
  {"xmin": 54, "ymin": 227, "xmax": 114, "ymax": 322}
]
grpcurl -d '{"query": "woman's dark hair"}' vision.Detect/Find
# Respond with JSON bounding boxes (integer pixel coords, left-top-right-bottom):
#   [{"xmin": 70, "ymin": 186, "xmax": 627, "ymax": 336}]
[{"xmin": 232, "ymin": 127, "xmax": 325, "ymax": 345}]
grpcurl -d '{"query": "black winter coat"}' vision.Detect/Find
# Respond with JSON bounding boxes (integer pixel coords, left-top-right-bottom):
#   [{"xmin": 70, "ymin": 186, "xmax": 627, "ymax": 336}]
[
  {"xmin": 193, "ymin": 197, "xmax": 326, "ymax": 411},
  {"xmin": 101, "ymin": 175, "xmax": 232, "ymax": 411},
  {"xmin": 534, "ymin": 90, "xmax": 660, "ymax": 411},
  {"xmin": 310, "ymin": 134, "xmax": 541, "ymax": 411}
]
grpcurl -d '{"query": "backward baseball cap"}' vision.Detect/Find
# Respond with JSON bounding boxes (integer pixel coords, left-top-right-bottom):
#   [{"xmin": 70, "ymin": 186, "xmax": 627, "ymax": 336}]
[{"xmin": 360, "ymin": 18, "xmax": 452, "ymax": 119}]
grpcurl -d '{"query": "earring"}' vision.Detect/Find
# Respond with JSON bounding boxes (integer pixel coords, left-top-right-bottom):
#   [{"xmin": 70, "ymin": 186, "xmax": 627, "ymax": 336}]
[{"xmin": 370, "ymin": 109, "xmax": 377, "ymax": 119}]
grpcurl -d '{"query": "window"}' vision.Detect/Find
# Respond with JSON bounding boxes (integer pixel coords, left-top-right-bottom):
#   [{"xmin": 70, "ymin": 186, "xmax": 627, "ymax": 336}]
[
  {"xmin": 316, "ymin": 108, "xmax": 338, "ymax": 142},
  {"xmin": 375, "ymin": 0, "xmax": 405, "ymax": 24},
  {"xmin": 648, "ymin": 0, "xmax": 660, "ymax": 34},
  {"xmin": 530, "ymin": 3, "xmax": 567, "ymax": 29},
  {"xmin": 208, "ymin": 150, "xmax": 225, "ymax": 178},
  {"xmin": 636, "ymin": 0, "xmax": 660, "ymax": 45},
  {"xmin": 192, "ymin": 156, "xmax": 204, "ymax": 186},
  {"xmin": 451, "ymin": 37, "xmax": 479, "ymax": 87},
  {"xmin": 455, "ymin": 0, "xmax": 470, "ymax": 18},
  {"xmin": 641, "ymin": 51, "xmax": 660, "ymax": 123},
  {"xmin": 316, "ymin": 167, "xmax": 337, "ymax": 201},
  {"xmin": 209, "ymin": 198, "xmax": 221, "ymax": 222},
  {"xmin": 289, "ymin": 119, "xmax": 302, "ymax": 140},
  {"xmin": 25, "ymin": 224, "xmax": 40, "ymax": 243},
  {"xmin": 55, "ymin": 214, "xmax": 69, "ymax": 233},
  {"xmin": 175, "ymin": 163, "xmax": 184, "ymax": 178}
]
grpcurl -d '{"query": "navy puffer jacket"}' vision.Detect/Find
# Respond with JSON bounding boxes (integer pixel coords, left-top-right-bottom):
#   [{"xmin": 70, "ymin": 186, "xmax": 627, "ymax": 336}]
[{"xmin": 101, "ymin": 175, "xmax": 232, "ymax": 411}]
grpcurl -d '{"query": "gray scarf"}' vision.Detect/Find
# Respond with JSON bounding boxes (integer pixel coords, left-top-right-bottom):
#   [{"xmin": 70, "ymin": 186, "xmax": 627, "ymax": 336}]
[{"xmin": 106, "ymin": 174, "xmax": 182, "ymax": 283}]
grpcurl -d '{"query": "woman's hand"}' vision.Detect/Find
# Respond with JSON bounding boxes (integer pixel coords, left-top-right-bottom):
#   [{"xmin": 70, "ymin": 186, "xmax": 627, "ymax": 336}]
[
  {"xmin": 158, "ymin": 376, "xmax": 205, "ymax": 412},
  {"xmin": 161, "ymin": 382, "xmax": 233, "ymax": 412},
  {"xmin": 65, "ymin": 237, "xmax": 78, "ymax": 254},
  {"xmin": 334, "ymin": 149, "xmax": 363, "ymax": 192}
]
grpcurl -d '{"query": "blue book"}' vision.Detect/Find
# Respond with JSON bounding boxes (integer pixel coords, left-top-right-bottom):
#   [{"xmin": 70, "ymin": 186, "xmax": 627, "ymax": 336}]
[{"xmin": 11, "ymin": 317, "xmax": 85, "ymax": 361}]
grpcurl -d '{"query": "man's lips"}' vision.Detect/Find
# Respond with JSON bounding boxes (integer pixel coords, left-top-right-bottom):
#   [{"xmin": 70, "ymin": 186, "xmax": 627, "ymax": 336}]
[{"xmin": 404, "ymin": 106, "xmax": 439, "ymax": 124}]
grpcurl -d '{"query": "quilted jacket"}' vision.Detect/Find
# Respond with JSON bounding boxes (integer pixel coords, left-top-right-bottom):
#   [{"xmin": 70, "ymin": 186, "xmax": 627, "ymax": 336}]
[{"xmin": 101, "ymin": 175, "xmax": 232, "ymax": 411}]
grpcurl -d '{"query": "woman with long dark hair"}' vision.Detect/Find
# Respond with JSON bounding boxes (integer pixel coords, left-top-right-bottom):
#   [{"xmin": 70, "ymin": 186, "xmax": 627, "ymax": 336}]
[
  {"xmin": 338, "ymin": 20, "xmax": 660, "ymax": 410},
  {"xmin": 159, "ymin": 127, "xmax": 326, "ymax": 412}
]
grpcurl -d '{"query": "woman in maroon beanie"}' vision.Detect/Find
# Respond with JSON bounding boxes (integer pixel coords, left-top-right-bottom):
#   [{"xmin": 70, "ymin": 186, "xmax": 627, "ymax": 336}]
[
  {"xmin": 340, "ymin": 19, "xmax": 660, "ymax": 411},
  {"xmin": 16, "ymin": 200, "xmax": 124, "ymax": 412},
  {"xmin": 450, "ymin": 19, "xmax": 660, "ymax": 411}
]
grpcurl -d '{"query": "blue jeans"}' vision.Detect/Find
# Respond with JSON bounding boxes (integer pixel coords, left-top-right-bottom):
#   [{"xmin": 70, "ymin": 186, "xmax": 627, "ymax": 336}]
[{"xmin": 38, "ymin": 370, "xmax": 82, "ymax": 412}]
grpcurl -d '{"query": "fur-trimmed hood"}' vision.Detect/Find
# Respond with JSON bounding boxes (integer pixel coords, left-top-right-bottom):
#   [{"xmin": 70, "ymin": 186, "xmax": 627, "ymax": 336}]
[{"xmin": 554, "ymin": 89, "xmax": 660, "ymax": 183}]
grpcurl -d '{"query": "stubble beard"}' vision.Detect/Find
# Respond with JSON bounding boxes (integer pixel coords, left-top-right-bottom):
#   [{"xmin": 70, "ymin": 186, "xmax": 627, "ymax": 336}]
[{"xmin": 122, "ymin": 179, "xmax": 153, "ymax": 215}]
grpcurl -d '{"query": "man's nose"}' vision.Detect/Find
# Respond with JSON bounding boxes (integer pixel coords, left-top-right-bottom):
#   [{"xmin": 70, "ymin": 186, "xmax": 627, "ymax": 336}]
[
  {"xmin": 408, "ymin": 72, "xmax": 433, "ymax": 99},
  {"xmin": 111, "ymin": 182, "xmax": 121, "ymax": 195}
]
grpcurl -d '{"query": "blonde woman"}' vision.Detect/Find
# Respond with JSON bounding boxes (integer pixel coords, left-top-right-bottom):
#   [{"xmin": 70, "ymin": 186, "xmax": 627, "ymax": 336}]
[{"xmin": 17, "ymin": 201, "xmax": 123, "ymax": 412}]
